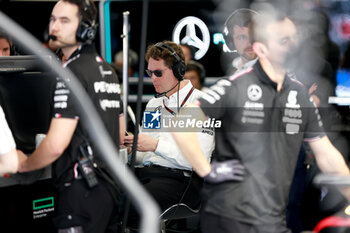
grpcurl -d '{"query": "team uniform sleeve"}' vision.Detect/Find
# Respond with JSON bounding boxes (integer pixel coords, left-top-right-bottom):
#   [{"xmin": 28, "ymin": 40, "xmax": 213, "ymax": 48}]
[
  {"xmin": 198, "ymin": 79, "xmax": 234, "ymax": 119},
  {"xmin": 52, "ymin": 69, "xmax": 85, "ymax": 119},
  {"xmin": 0, "ymin": 106, "xmax": 16, "ymax": 155},
  {"xmin": 303, "ymin": 95, "xmax": 326, "ymax": 142}
]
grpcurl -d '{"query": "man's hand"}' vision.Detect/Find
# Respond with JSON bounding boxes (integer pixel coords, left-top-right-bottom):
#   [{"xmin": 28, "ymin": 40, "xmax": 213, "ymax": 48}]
[
  {"xmin": 308, "ymin": 83, "xmax": 318, "ymax": 95},
  {"xmin": 124, "ymin": 134, "xmax": 159, "ymax": 152},
  {"xmin": 205, "ymin": 159, "xmax": 245, "ymax": 183},
  {"xmin": 17, "ymin": 150, "xmax": 28, "ymax": 173}
]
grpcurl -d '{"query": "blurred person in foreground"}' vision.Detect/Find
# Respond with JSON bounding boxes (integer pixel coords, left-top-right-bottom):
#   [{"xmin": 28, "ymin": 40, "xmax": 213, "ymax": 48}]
[{"xmin": 171, "ymin": 5, "xmax": 350, "ymax": 233}]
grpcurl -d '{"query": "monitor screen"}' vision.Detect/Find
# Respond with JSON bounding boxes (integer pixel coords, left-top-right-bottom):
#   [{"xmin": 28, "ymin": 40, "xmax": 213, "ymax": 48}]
[
  {"xmin": 335, "ymin": 69, "xmax": 350, "ymax": 97},
  {"xmin": 0, "ymin": 55, "xmax": 52, "ymax": 73},
  {"xmin": 0, "ymin": 55, "xmax": 55, "ymax": 153}
]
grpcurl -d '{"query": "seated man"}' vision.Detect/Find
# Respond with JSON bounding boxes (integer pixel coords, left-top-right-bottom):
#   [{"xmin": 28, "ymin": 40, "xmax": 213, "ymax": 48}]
[{"xmin": 125, "ymin": 41, "xmax": 215, "ymax": 227}]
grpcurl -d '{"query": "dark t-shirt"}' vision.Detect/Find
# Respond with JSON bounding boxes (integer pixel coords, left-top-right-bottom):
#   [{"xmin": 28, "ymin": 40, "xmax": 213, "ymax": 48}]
[
  {"xmin": 51, "ymin": 44, "xmax": 122, "ymax": 184},
  {"xmin": 198, "ymin": 61, "xmax": 325, "ymax": 225}
]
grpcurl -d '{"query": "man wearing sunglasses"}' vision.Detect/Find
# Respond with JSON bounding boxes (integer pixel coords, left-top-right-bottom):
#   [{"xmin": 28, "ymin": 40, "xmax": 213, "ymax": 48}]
[{"xmin": 124, "ymin": 41, "xmax": 215, "ymax": 228}]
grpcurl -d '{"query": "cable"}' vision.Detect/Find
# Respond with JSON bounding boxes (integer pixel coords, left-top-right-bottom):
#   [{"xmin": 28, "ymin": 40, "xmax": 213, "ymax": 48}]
[
  {"xmin": 164, "ymin": 172, "xmax": 194, "ymax": 229},
  {"xmin": 177, "ymin": 80, "xmax": 180, "ymax": 113}
]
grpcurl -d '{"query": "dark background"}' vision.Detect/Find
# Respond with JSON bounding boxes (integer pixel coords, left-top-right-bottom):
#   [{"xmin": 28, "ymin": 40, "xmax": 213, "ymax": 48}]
[{"xmin": 0, "ymin": 0, "xmax": 254, "ymax": 77}]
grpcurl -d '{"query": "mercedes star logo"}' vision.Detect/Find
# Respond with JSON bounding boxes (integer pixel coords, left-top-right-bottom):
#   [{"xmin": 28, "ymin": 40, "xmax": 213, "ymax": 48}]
[
  {"xmin": 172, "ymin": 16, "xmax": 210, "ymax": 60},
  {"xmin": 247, "ymin": 84, "xmax": 262, "ymax": 101}
]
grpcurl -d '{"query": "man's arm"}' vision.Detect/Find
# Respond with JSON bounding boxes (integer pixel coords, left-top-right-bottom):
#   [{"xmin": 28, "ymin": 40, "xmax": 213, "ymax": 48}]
[
  {"xmin": 172, "ymin": 131, "xmax": 211, "ymax": 177},
  {"xmin": 309, "ymin": 136, "xmax": 350, "ymax": 199},
  {"xmin": 18, "ymin": 118, "xmax": 78, "ymax": 173},
  {"xmin": 0, "ymin": 148, "xmax": 18, "ymax": 175},
  {"xmin": 171, "ymin": 103, "xmax": 211, "ymax": 177},
  {"xmin": 119, "ymin": 114, "xmax": 126, "ymax": 146},
  {"xmin": 309, "ymin": 136, "xmax": 350, "ymax": 176}
]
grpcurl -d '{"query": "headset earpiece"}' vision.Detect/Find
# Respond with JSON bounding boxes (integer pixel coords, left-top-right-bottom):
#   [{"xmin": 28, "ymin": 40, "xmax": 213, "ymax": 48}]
[
  {"xmin": 76, "ymin": 20, "xmax": 97, "ymax": 43},
  {"xmin": 9, "ymin": 43, "xmax": 17, "ymax": 55},
  {"xmin": 76, "ymin": 0, "xmax": 97, "ymax": 43},
  {"xmin": 223, "ymin": 25, "xmax": 235, "ymax": 52},
  {"xmin": 155, "ymin": 42, "xmax": 185, "ymax": 81}
]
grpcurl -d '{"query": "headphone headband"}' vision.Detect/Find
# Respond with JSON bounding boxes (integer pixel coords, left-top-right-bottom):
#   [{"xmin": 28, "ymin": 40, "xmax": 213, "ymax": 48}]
[{"xmin": 155, "ymin": 42, "xmax": 185, "ymax": 81}]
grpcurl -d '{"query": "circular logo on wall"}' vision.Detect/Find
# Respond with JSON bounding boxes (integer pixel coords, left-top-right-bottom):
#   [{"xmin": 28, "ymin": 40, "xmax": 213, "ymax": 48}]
[
  {"xmin": 172, "ymin": 16, "xmax": 210, "ymax": 60},
  {"xmin": 247, "ymin": 84, "xmax": 262, "ymax": 101}
]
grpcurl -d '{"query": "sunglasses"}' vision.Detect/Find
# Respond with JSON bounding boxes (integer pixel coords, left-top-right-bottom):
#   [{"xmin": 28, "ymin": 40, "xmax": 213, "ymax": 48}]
[{"xmin": 146, "ymin": 68, "xmax": 168, "ymax": 77}]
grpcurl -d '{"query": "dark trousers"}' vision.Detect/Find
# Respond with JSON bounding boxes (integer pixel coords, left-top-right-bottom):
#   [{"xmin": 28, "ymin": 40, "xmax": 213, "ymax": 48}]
[
  {"xmin": 53, "ymin": 179, "xmax": 120, "ymax": 233},
  {"xmin": 200, "ymin": 211, "xmax": 291, "ymax": 233},
  {"xmin": 127, "ymin": 166, "xmax": 202, "ymax": 228}
]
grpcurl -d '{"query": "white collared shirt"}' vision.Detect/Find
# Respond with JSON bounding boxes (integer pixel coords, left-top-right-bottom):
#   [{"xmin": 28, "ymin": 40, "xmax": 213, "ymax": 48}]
[{"xmin": 138, "ymin": 80, "xmax": 215, "ymax": 170}]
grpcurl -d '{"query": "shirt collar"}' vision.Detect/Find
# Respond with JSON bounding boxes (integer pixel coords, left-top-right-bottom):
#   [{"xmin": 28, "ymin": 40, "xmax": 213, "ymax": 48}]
[
  {"xmin": 253, "ymin": 60, "xmax": 291, "ymax": 90},
  {"xmin": 164, "ymin": 80, "xmax": 193, "ymax": 103}
]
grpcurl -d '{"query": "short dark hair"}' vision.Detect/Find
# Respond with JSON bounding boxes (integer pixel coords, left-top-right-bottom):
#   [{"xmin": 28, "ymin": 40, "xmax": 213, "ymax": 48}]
[
  {"xmin": 223, "ymin": 8, "xmax": 257, "ymax": 51},
  {"xmin": 186, "ymin": 60, "xmax": 206, "ymax": 86},
  {"xmin": 226, "ymin": 9, "xmax": 255, "ymax": 32},
  {"xmin": 145, "ymin": 41, "xmax": 185, "ymax": 69},
  {"xmin": 251, "ymin": 5, "xmax": 288, "ymax": 45},
  {"xmin": 62, "ymin": 0, "xmax": 97, "ymax": 24},
  {"xmin": 180, "ymin": 44, "xmax": 194, "ymax": 60},
  {"xmin": 0, "ymin": 32, "xmax": 12, "ymax": 47}
]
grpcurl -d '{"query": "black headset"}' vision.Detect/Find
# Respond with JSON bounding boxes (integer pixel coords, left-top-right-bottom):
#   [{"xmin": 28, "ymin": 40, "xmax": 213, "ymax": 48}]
[
  {"xmin": 45, "ymin": 0, "xmax": 97, "ymax": 44},
  {"xmin": 9, "ymin": 41, "xmax": 17, "ymax": 55},
  {"xmin": 76, "ymin": 0, "xmax": 97, "ymax": 43},
  {"xmin": 155, "ymin": 42, "xmax": 186, "ymax": 81},
  {"xmin": 223, "ymin": 8, "xmax": 258, "ymax": 52}
]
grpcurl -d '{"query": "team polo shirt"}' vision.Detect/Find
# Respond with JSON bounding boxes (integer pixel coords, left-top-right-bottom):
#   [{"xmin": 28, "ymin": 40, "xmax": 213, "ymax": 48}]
[
  {"xmin": 198, "ymin": 60, "xmax": 325, "ymax": 225},
  {"xmin": 140, "ymin": 81, "xmax": 215, "ymax": 170},
  {"xmin": 51, "ymin": 44, "xmax": 122, "ymax": 184}
]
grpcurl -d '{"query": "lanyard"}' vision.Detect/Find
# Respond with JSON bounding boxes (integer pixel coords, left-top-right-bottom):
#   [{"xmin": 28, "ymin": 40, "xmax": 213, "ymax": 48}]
[{"xmin": 163, "ymin": 87, "xmax": 194, "ymax": 116}]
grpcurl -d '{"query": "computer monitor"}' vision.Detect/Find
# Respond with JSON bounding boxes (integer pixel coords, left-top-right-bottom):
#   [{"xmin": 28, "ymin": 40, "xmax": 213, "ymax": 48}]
[
  {"xmin": 335, "ymin": 69, "xmax": 350, "ymax": 98},
  {"xmin": 0, "ymin": 55, "xmax": 52, "ymax": 73},
  {"xmin": 0, "ymin": 55, "xmax": 55, "ymax": 153},
  {"xmin": 328, "ymin": 69, "xmax": 350, "ymax": 106},
  {"xmin": 0, "ymin": 56, "xmax": 57, "ymax": 232}
]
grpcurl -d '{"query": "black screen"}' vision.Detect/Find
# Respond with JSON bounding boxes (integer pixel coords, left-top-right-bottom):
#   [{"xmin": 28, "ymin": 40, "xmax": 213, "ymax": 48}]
[{"xmin": 0, "ymin": 56, "xmax": 55, "ymax": 153}]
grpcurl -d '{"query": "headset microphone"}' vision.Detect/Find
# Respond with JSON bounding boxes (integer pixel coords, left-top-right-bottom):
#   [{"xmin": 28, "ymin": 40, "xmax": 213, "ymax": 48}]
[
  {"xmin": 48, "ymin": 34, "xmax": 78, "ymax": 46},
  {"xmin": 48, "ymin": 35, "xmax": 57, "ymax": 41},
  {"xmin": 154, "ymin": 82, "xmax": 179, "ymax": 98}
]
